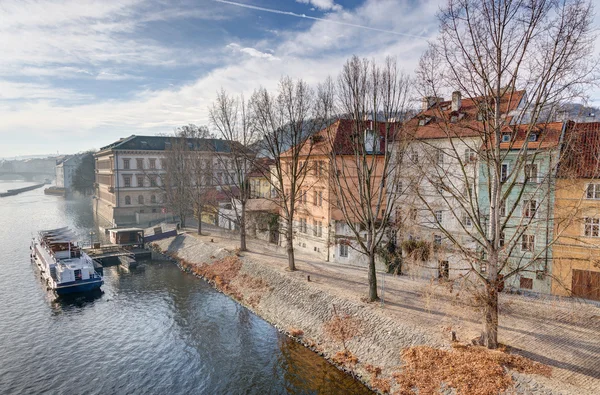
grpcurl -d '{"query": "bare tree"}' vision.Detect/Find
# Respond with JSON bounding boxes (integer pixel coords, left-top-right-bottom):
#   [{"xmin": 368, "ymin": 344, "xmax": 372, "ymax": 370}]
[
  {"xmin": 319, "ymin": 56, "xmax": 412, "ymax": 302},
  {"xmin": 209, "ymin": 89, "xmax": 257, "ymax": 251},
  {"xmin": 250, "ymin": 77, "xmax": 323, "ymax": 271},
  {"xmin": 412, "ymin": 0, "xmax": 598, "ymax": 348}
]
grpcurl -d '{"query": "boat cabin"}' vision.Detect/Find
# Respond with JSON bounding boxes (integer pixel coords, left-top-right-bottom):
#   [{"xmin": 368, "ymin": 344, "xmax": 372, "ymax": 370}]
[{"xmin": 108, "ymin": 228, "xmax": 144, "ymax": 247}]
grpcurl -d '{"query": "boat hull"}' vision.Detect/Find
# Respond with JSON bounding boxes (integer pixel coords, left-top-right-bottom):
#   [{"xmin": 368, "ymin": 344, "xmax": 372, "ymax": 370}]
[{"xmin": 55, "ymin": 279, "xmax": 104, "ymax": 295}]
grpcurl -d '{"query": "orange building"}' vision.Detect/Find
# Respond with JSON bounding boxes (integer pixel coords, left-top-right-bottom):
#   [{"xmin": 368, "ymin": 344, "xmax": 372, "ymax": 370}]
[
  {"xmin": 553, "ymin": 122, "xmax": 600, "ymax": 301},
  {"xmin": 279, "ymin": 119, "xmax": 392, "ymax": 267}
]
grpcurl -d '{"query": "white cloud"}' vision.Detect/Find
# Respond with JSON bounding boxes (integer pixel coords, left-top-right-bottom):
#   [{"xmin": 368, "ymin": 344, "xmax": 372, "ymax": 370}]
[
  {"xmin": 296, "ymin": 0, "xmax": 343, "ymax": 11},
  {"xmin": 226, "ymin": 43, "xmax": 280, "ymax": 60},
  {"xmin": 0, "ymin": 81, "xmax": 92, "ymax": 101},
  {"xmin": 0, "ymin": 0, "xmax": 458, "ymax": 156}
]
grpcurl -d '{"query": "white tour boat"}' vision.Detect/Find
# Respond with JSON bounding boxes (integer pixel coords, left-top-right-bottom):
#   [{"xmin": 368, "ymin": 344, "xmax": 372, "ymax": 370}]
[{"xmin": 31, "ymin": 227, "xmax": 103, "ymax": 295}]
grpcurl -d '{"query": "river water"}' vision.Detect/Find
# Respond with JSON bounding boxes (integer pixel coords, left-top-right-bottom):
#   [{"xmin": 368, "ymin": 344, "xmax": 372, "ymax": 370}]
[{"xmin": 0, "ymin": 181, "xmax": 371, "ymax": 395}]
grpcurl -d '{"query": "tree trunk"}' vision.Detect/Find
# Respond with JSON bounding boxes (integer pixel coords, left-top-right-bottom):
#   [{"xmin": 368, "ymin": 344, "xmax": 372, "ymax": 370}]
[
  {"xmin": 240, "ymin": 202, "xmax": 247, "ymax": 251},
  {"xmin": 481, "ymin": 282, "xmax": 499, "ymax": 348},
  {"xmin": 368, "ymin": 251, "xmax": 379, "ymax": 302},
  {"xmin": 286, "ymin": 217, "xmax": 296, "ymax": 271},
  {"xmin": 197, "ymin": 217, "xmax": 202, "ymax": 235}
]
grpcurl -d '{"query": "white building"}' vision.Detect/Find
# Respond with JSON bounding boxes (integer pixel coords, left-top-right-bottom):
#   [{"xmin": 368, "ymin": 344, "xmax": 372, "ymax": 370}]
[{"xmin": 55, "ymin": 155, "xmax": 81, "ymax": 191}]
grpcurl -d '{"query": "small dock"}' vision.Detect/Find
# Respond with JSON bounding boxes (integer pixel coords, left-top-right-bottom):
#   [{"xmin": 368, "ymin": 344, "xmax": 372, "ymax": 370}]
[
  {"xmin": 83, "ymin": 245, "xmax": 152, "ymax": 267},
  {"xmin": 0, "ymin": 183, "xmax": 46, "ymax": 197}
]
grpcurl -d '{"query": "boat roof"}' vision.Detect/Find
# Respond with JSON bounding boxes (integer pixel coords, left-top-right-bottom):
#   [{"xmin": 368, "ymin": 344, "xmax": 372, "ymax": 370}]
[{"xmin": 109, "ymin": 227, "xmax": 144, "ymax": 233}]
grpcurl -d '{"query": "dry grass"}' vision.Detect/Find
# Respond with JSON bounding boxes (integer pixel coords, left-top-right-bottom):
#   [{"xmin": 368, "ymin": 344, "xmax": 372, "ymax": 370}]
[
  {"xmin": 322, "ymin": 306, "xmax": 363, "ymax": 351},
  {"xmin": 332, "ymin": 350, "xmax": 358, "ymax": 367},
  {"xmin": 365, "ymin": 364, "xmax": 391, "ymax": 394},
  {"xmin": 393, "ymin": 344, "xmax": 551, "ymax": 395}
]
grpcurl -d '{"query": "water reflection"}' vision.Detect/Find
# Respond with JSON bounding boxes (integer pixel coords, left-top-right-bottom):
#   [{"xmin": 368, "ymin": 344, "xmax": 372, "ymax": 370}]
[{"xmin": 0, "ymin": 185, "xmax": 373, "ymax": 395}]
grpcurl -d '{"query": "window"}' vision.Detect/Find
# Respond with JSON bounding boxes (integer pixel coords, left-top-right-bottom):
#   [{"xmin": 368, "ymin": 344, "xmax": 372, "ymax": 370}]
[
  {"xmin": 435, "ymin": 210, "xmax": 443, "ymax": 223},
  {"xmin": 521, "ymin": 234, "xmax": 535, "ymax": 251},
  {"xmin": 299, "ymin": 218, "xmax": 307, "ymax": 234},
  {"xmin": 217, "ymin": 173, "xmax": 222, "ymax": 184},
  {"xmin": 396, "ymin": 181, "xmax": 403, "ymax": 193},
  {"xmin": 434, "ymin": 234, "xmax": 442, "ymax": 245},
  {"xmin": 523, "ymin": 200, "xmax": 537, "ymax": 218},
  {"xmin": 529, "ymin": 133, "xmax": 538, "ymax": 142},
  {"xmin": 501, "ymin": 163, "xmax": 509, "ymax": 182},
  {"xmin": 138, "ymin": 195, "xmax": 144, "ymax": 205},
  {"xmin": 149, "ymin": 159, "xmax": 156, "ymax": 169},
  {"xmin": 137, "ymin": 175, "xmax": 144, "ymax": 187},
  {"xmin": 584, "ymin": 218, "xmax": 600, "ymax": 237},
  {"xmin": 499, "ymin": 232, "xmax": 505, "ymax": 247},
  {"xmin": 464, "ymin": 148, "xmax": 477, "ymax": 163},
  {"xmin": 150, "ymin": 176, "xmax": 157, "ymax": 187},
  {"xmin": 318, "ymin": 191, "xmax": 323, "ymax": 206},
  {"xmin": 136, "ymin": 158, "xmax": 143, "ymax": 169},
  {"xmin": 520, "ymin": 277, "xmax": 533, "ymax": 289},
  {"xmin": 410, "ymin": 208, "xmax": 417, "ymax": 220},
  {"xmin": 411, "ymin": 151, "xmax": 419, "ymax": 163},
  {"xmin": 436, "ymin": 150, "xmax": 444, "ymax": 165},
  {"xmin": 524, "ymin": 164, "xmax": 538, "ymax": 183},
  {"xmin": 586, "ymin": 184, "xmax": 600, "ymax": 199},
  {"xmin": 313, "ymin": 191, "xmax": 318, "ymax": 205},
  {"xmin": 123, "ymin": 175, "xmax": 132, "ymax": 187},
  {"xmin": 477, "ymin": 112, "xmax": 484, "ymax": 121},
  {"xmin": 160, "ymin": 159, "xmax": 166, "ymax": 169},
  {"xmin": 125, "ymin": 195, "xmax": 131, "ymax": 205},
  {"xmin": 462, "ymin": 213, "xmax": 472, "ymax": 227},
  {"xmin": 501, "ymin": 133, "xmax": 511, "ymax": 142},
  {"xmin": 499, "ymin": 199, "xmax": 506, "ymax": 217},
  {"xmin": 123, "ymin": 158, "xmax": 130, "ymax": 169},
  {"xmin": 339, "ymin": 243, "xmax": 348, "ymax": 257},
  {"xmin": 313, "ymin": 220, "xmax": 323, "ymax": 237},
  {"xmin": 151, "ymin": 195, "xmax": 156, "ymax": 204}
]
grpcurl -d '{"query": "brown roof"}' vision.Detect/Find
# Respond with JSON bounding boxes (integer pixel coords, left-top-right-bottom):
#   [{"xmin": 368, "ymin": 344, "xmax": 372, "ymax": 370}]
[
  {"xmin": 406, "ymin": 90, "xmax": 526, "ymax": 139},
  {"xmin": 558, "ymin": 122, "xmax": 600, "ymax": 179},
  {"xmin": 283, "ymin": 118, "xmax": 400, "ymax": 157},
  {"xmin": 495, "ymin": 122, "xmax": 565, "ymax": 150}
]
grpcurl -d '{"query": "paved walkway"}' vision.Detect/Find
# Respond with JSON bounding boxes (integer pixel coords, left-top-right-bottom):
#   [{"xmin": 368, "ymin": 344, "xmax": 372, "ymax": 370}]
[{"xmin": 185, "ymin": 225, "xmax": 600, "ymax": 393}]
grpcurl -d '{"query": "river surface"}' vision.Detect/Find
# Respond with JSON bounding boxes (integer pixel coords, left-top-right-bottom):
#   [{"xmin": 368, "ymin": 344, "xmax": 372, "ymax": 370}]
[{"xmin": 0, "ymin": 181, "xmax": 371, "ymax": 395}]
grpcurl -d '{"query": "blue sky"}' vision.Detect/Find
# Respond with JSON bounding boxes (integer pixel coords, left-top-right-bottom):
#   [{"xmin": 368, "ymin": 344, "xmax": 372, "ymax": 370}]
[{"xmin": 0, "ymin": 0, "xmax": 598, "ymax": 158}]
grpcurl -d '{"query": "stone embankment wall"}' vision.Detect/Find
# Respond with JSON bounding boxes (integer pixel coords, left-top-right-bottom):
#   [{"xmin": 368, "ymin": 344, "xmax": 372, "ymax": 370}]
[{"xmin": 150, "ymin": 234, "xmax": 573, "ymax": 394}]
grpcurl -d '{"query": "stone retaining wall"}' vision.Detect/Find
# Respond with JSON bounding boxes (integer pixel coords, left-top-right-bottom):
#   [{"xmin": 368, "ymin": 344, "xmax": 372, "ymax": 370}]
[{"xmin": 150, "ymin": 234, "xmax": 579, "ymax": 394}]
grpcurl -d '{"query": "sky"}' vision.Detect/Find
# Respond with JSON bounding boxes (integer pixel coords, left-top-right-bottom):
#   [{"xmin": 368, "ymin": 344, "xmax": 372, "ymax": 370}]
[{"xmin": 0, "ymin": 0, "xmax": 598, "ymax": 158}]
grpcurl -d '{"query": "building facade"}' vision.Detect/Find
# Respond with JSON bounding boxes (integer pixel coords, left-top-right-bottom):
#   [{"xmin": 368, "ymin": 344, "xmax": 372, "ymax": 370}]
[
  {"xmin": 394, "ymin": 90, "xmax": 526, "ymax": 281},
  {"xmin": 553, "ymin": 122, "xmax": 600, "ymax": 301},
  {"xmin": 55, "ymin": 155, "xmax": 82, "ymax": 192},
  {"xmin": 93, "ymin": 135, "xmax": 237, "ymax": 227}
]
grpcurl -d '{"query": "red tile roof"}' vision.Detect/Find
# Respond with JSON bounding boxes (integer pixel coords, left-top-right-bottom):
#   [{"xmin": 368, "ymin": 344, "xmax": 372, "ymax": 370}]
[
  {"xmin": 286, "ymin": 118, "xmax": 400, "ymax": 157},
  {"xmin": 406, "ymin": 90, "xmax": 526, "ymax": 139},
  {"xmin": 494, "ymin": 122, "xmax": 566, "ymax": 150},
  {"xmin": 558, "ymin": 122, "xmax": 600, "ymax": 179}
]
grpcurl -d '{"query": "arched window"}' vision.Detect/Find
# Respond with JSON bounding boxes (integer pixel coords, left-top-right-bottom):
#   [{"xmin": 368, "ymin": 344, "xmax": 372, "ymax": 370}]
[
  {"xmin": 138, "ymin": 195, "xmax": 144, "ymax": 205},
  {"xmin": 150, "ymin": 195, "xmax": 156, "ymax": 204},
  {"xmin": 125, "ymin": 196, "xmax": 131, "ymax": 205}
]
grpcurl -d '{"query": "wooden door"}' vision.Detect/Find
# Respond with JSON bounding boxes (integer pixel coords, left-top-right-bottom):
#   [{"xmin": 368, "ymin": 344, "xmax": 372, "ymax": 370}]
[{"xmin": 572, "ymin": 269, "xmax": 600, "ymax": 301}]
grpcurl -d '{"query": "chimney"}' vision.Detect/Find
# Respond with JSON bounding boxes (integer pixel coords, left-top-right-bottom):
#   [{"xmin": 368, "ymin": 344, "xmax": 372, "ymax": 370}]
[{"xmin": 452, "ymin": 91, "xmax": 462, "ymax": 112}]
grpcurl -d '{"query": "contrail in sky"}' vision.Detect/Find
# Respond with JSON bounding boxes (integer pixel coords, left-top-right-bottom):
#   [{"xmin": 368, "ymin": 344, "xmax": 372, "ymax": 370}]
[{"xmin": 214, "ymin": 0, "xmax": 427, "ymax": 39}]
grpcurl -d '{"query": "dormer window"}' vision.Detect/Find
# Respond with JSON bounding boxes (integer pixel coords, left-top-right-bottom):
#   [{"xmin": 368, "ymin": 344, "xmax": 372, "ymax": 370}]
[
  {"xmin": 477, "ymin": 112, "xmax": 484, "ymax": 121},
  {"xmin": 418, "ymin": 117, "xmax": 432, "ymax": 126},
  {"xmin": 529, "ymin": 133, "xmax": 538, "ymax": 142},
  {"xmin": 501, "ymin": 133, "xmax": 511, "ymax": 143},
  {"xmin": 450, "ymin": 115, "xmax": 458, "ymax": 123},
  {"xmin": 141, "ymin": 141, "xmax": 148, "ymax": 149}
]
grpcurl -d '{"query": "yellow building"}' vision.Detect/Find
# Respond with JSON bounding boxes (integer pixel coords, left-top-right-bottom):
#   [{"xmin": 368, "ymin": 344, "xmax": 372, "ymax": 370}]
[{"xmin": 553, "ymin": 122, "xmax": 600, "ymax": 301}]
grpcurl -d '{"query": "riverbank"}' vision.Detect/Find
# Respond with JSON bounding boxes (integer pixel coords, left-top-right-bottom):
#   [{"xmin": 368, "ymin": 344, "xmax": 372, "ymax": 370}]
[{"xmin": 151, "ymin": 231, "xmax": 598, "ymax": 394}]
